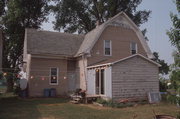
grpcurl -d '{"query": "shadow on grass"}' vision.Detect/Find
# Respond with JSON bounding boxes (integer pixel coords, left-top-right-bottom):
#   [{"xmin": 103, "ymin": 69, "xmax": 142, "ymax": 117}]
[{"xmin": 0, "ymin": 94, "xmax": 69, "ymax": 119}]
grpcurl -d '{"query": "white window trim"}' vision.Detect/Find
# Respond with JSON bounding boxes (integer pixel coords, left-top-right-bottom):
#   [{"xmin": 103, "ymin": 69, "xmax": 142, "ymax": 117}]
[
  {"xmin": 49, "ymin": 67, "xmax": 59, "ymax": 85},
  {"xmin": 104, "ymin": 40, "xmax": 112, "ymax": 56},
  {"xmin": 130, "ymin": 42, "xmax": 138, "ymax": 54}
]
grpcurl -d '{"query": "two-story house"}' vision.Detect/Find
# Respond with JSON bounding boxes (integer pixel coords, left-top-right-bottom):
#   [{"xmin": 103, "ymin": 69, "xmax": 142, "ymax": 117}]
[{"xmin": 23, "ymin": 12, "xmax": 160, "ymax": 99}]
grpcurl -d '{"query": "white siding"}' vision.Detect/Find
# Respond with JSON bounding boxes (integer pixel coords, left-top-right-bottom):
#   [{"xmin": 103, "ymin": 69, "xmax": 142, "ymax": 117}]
[
  {"xmin": 87, "ymin": 67, "xmax": 112, "ymax": 98},
  {"xmin": 105, "ymin": 67, "xmax": 112, "ymax": 98},
  {"xmin": 87, "ymin": 69, "xmax": 95, "ymax": 95}
]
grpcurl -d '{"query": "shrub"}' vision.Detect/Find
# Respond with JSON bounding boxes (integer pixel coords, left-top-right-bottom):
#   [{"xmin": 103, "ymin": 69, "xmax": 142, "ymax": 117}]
[
  {"xmin": 96, "ymin": 98, "xmax": 134, "ymax": 108},
  {"xmin": 13, "ymin": 86, "xmax": 21, "ymax": 95},
  {"xmin": 166, "ymin": 94, "xmax": 180, "ymax": 105},
  {"xmin": 177, "ymin": 111, "xmax": 180, "ymax": 119},
  {"xmin": 96, "ymin": 98, "xmax": 109, "ymax": 105}
]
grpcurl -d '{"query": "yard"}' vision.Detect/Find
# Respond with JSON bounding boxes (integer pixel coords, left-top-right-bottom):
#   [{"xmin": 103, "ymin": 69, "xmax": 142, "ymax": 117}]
[
  {"xmin": 0, "ymin": 85, "xmax": 6, "ymax": 93},
  {"xmin": 0, "ymin": 94, "xmax": 179, "ymax": 119}
]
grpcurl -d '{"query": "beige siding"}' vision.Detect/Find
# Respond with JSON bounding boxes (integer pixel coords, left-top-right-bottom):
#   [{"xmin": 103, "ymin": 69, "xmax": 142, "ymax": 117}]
[
  {"xmin": 28, "ymin": 57, "xmax": 68, "ymax": 97},
  {"xmin": 23, "ymin": 29, "xmax": 28, "ymax": 62},
  {"xmin": 87, "ymin": 26, "xmax": 147, "ymax": 66},
  {"xmin": 78, "ymin": 57, "xmax": 87, "ymax": 90},
  {"xmin": 0, "ymin": 30, "xmax": 2, "ymax": 71},
  {"xmin": 67, "ymin": 59, "xmax": 79, "ymax": 91},
  {"xmin": 26, "ymin": 54, "xmax": 31, "ymax": 80},
  {"xmin": 112, "ymin": 56, "xmax": 159, "ymax": 100}
]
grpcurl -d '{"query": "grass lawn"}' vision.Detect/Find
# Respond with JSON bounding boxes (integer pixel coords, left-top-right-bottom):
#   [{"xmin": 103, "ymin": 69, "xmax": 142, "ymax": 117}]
[
  {"xmin": 0, "ymin": 94, "xmax": 179, "ymax": 119},
  {"xmin": 0, "ymin": 85, "xmax": 6, "ymax": 93}
]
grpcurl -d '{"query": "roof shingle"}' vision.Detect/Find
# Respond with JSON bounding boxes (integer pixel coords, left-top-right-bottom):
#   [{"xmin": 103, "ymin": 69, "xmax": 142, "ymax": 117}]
[{"xmin": 26, "ymin": 29, "xmax": 84, "ymax": 57}]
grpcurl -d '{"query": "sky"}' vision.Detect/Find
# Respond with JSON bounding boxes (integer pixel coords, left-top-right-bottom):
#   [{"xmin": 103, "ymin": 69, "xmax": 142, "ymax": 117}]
[
  {"xmin": 137, "ymin": 0, "xmax": 178, "ymax": 65},
  {"xmin": 42, "ymin": 0, "xmax": 178, "ymax": 65}
]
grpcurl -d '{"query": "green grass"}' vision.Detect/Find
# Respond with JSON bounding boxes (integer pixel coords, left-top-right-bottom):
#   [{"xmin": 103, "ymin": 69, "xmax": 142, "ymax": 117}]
[
  {"xmin": 0, "ymin": 95, "xmax": 179, "ymax": 119},
  {"xmin": 0, "ymin": 85, "xmax": 6, "ymax": 93}
]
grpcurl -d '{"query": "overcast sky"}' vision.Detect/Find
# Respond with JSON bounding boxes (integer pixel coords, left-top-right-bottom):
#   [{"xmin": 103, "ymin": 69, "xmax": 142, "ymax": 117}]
[{"xmin": 42, "ymin": 0, "xmax": 178, "ymax": 65}]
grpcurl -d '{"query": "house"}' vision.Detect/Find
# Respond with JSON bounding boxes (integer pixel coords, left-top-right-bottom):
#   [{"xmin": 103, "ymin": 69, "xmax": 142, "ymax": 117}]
[
  {"xmin": 0, "ymin": 29, "xmax": 2, "ymax": 72},
  {"xmin": 23, "ymin": 12, "xmax": 160, "ymax": 99}
]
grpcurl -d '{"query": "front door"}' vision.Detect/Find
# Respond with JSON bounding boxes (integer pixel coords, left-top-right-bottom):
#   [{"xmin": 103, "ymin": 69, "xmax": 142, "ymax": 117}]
[{"xmin": 95, "ymin": 69, "xmax": 105, "ymax": 95}]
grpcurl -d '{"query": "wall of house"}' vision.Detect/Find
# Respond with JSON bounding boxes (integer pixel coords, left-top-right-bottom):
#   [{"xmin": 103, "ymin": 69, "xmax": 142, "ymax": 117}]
[
  {"xmin": 104, "ymin": 67, "xmax": 112, "ymax": 98},
  {"xmin": 28, "ymin": 57, "xmax": 68, "ymax": 97},
  {"xmin": 26, "ymin": 54, "xmax": 31, "ymax": 80},
  {"xmin": 112, "ymin": 55, "xmax": 159, "ymax": 100},
  {"xmin": 87, "ymin": 69, "xmax": 95, "ymax": 95},
  {"xmin": 0, "ymin": 30, "xmax": 2, "ymax": 72},
  {"xmin": 67, "ymin": 59, "xmax": 79, "ymax": 91},
  {"xmin": 23, "ymin": 29, "xmax": 28, "ymax": 62},
  {"xmin": 87, "ymin": 26, "xmax": 147, "ymax": 66},
  {"xmin": 78, "ymin": 57, "xmax": 87, "ymax": 90}
]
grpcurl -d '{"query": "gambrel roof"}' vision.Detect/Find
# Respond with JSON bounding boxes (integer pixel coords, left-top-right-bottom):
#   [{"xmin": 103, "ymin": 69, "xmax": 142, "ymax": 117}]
[{"xmin": 75, "ymin": 12, "xmax": 154, "ymax": 59}]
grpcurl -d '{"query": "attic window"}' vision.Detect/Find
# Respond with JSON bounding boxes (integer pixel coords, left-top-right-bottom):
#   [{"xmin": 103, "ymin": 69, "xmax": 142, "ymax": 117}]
[
  {"xmin": 130, "ymin": 42, "xmax": 137, "ymax": 54},
  {"xmin": 104, "ymin": 40, "xmax": 111, "ymax": 56},
  {"xmin": 50, "ymin": 68, "xmax": 58, "ymax": 85}
]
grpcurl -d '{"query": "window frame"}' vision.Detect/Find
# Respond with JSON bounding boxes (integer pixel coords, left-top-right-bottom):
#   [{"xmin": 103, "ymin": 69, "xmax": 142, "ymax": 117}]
[
  {"xmin": 104, "ymin": 40, "xmax": 112, "ymax": 56},
  {"xmin": 130, "ymin": 42, "xmax": 138, "ymax": 55},
  {"xmin": 49, "ymin": 67, "xmax": 59, "ymax": 85}
]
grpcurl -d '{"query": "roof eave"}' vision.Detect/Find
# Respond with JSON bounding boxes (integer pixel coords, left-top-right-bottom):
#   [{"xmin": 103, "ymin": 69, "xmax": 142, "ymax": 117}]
[{"xmin": 112, "ymin": 54, "xmax": 161, "ymax": 67}]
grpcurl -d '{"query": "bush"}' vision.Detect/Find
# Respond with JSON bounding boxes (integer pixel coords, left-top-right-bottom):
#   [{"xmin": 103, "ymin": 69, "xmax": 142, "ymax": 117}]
[
  {"xmin": 177, "ymin": 111, "xmax": 180, "ymax": 119},
  {"xmin": 176, "ymin": 96, "xmax": 180, "ymax": 106},
  {"xmin": 96, "ymin": 98, "xmax": 134, "ymax": 108},
  {"xmin": 96, "ymin": 98, "xmax": 108, "ymax": 105},
  {"xmin": 13, "ymin": 86, "xmax": 21, "ymax": 95},
  {"xmin": 166, "ymin": 94, "xmax": 180, "ymax": 105}
]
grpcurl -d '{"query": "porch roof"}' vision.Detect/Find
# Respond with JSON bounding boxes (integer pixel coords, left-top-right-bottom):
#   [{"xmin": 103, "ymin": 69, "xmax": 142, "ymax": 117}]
[{"xmin": 87, "ymin": 54, "xmax": 161, "ymax": 69}]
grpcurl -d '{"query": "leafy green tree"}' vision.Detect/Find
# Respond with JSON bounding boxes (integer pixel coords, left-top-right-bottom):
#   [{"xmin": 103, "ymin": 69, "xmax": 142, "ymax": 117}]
[
  {"xmin": 152, "ymin": 52, "xmax": 169, "ymax": 75},
  {"xmin": 0, "ymin": 0, "xmax": 5, "ymax": 27},
  {"xmin": 0, "ymin": 0, "xmax": 5, "ymax": 17},
  {"xmin": 51, "ymin": 0, "xmax": 151, "ymax": 33},
  {"xmin": 167, "ymin": 0, "xmax": 180, "ymax": 52},
  {"xmin": 167, "ymin": 0, "xmax": 180, "ymax": 94},
  {"xmin": 152, "ymin": 52, "xmax": 169, "ymax": 92},
  {"xmin": 2, "ymin": 0, "xmax": 49, "ymax": 92}
]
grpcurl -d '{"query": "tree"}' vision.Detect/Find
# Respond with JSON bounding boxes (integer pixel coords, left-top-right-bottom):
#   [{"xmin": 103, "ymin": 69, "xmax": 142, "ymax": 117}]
[
  {"xmin": 152, "ymin": 52, "xmax": 169, "ymax": 75},
  {"xmin": 51, "ymin": 0, "xmax": 151, "ymax": 33},
  {"xmin": 2, "ymin": 0, "xmax": 49, "ymax": 92},
  {"xmin": 0, "ymin": 0, "xmax": 5, "ymax": 17},
  {"xmin": 167, "ymin": 0, "xmax": 180, "ymax": 52},
  {"xmin": 152, "ymin": 52, "xmax": 169, "ymax": 92},
  {"xmin": 167, "ymin": 0, "xmax": 180, "ymax": 94},
  {"xmin": 0, "ymin": 0, "xmax": 5, "ymax": 27}
]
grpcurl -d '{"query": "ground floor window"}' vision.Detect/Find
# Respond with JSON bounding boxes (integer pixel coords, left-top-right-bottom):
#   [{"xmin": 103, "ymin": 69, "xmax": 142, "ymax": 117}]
[{"xmin": 50, "ymin": 68, "xmax": 58, "ymax": 85}]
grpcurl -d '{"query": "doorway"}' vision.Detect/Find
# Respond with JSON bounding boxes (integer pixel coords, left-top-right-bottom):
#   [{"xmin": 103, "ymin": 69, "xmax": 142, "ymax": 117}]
[{"xmin": 95, "ymin": 69, "xmax": 105, "ymax": 95}]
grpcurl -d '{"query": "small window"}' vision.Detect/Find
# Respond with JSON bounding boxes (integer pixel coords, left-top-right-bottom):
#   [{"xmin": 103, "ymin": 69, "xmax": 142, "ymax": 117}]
[
  {"xmin": 104, "ymin": 40, "xmax": 111, "ymax": 56},
  {"xmin": 131, "ymin": 42, "xmax": 137, "ymax": 54},
  {"xmin": 50, "ymin": 68, "xmax": 58, "ymax": 85}
]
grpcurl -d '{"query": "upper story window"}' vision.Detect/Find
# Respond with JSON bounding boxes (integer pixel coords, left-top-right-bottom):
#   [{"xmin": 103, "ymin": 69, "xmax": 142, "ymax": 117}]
[
  {"xmin": 104, "ymin": 40, "xmax": 111, "ymax": 56},
  {"xmin": 50, "ymin": 68, "xmax": 58, "ymax": 85},
  {"xmin": 130, "ymin": 42, "xmax": 137, "ymax": 54}
]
